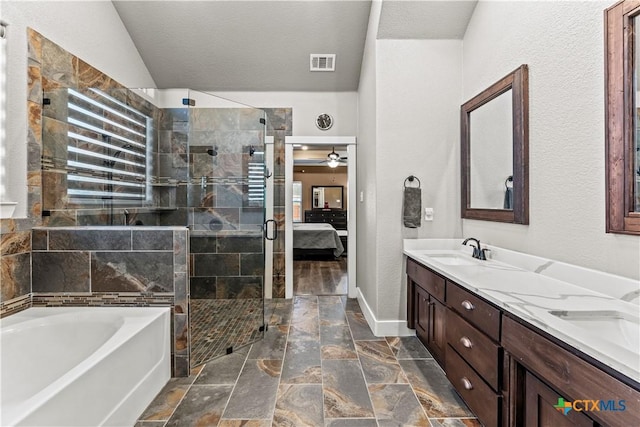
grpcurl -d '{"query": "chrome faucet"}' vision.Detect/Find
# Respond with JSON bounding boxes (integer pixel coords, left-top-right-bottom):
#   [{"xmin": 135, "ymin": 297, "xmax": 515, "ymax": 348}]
[
  {"xmin": 124, "ymin": 209, "xmax": 130, "ymax": 226},
  {"xmin": 462, "ymin": 237, "xmax": 489, "ymax": 260}
]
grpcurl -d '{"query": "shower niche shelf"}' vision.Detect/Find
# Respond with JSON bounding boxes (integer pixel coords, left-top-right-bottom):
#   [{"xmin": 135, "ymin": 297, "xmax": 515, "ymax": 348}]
[{"xmin": 151, "ymin": 183, "xmax": 178, "ymax": 211}]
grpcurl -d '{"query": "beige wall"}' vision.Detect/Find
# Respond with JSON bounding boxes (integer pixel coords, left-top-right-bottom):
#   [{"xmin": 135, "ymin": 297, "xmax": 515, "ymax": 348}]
[
  {"xmin": 294, "ymin": 169, "xmax": 348, "ymax": 213},
  {"xmin": 462, "ymin": 0, "xmax": 640, "ymax": 280}
]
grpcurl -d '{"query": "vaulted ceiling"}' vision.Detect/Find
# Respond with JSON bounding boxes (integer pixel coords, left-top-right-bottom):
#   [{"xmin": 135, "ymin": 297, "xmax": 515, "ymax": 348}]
[{"xmin": 112, "ymin": 0, "xmax": 477, "ymax": 91}]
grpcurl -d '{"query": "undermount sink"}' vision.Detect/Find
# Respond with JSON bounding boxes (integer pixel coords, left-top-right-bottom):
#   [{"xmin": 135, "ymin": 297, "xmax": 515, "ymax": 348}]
[
  {"xmin": 414, "ymin": 251, "xmax": 479, "ymax": 266},
  {"xmin": 549, "ymin": 310, "xmax": 640, "ymax": 352}
]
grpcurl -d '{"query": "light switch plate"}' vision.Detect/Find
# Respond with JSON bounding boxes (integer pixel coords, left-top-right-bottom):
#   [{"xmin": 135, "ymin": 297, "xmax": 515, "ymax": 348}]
[{"xmin": 424, "ymin": 207, "xmax": 434, "ymax": 221}]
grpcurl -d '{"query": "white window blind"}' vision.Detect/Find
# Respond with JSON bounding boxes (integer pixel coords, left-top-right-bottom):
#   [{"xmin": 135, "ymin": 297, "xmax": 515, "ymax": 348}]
[
  {"xmin": 247, "ymin": 149, "xmax": 265, "ymax": 206},
  {"xmin": 66, "ymin": 88, "xmax": 149, "ymax": 205}
]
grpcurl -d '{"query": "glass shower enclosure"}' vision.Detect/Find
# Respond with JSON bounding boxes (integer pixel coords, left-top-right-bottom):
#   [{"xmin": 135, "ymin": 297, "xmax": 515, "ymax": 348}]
[{"xmin": 41, "ymin": 86, "xmax": 269, "ymax": 367}]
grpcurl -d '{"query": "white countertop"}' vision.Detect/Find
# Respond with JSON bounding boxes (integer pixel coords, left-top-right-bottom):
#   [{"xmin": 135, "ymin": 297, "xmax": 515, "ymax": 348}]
[{"xmin": 403, "ymin": 239, "xmax": 640, "ymax": 385}]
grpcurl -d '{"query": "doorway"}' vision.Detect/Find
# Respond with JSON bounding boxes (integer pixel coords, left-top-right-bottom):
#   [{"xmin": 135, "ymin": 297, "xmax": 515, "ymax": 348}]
[{"xmin": 284, "ymin": 136, "xmax": 357, "ymax": 299}]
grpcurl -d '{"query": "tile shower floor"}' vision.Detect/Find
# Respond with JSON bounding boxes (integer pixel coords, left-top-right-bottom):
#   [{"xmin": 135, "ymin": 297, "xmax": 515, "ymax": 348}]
[
  {"xmin": 190, "ymin": 298, "xmax": 264, "ymax": 366},
  {"xmin": 136, "ymin": 297, "xmax": 481, "ymax": 427}
]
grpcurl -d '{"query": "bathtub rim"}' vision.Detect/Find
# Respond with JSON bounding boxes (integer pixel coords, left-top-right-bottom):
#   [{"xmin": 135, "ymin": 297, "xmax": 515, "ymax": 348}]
[{"xmin": 1, "ymin": 306, "xmax": 171, "ymax": 426}]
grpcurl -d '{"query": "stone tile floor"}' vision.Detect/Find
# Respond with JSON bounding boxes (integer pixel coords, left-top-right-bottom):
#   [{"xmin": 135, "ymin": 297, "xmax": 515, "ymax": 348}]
[{"xmin": 136, "ymin": 297, "xmax": 481, "ymax": 426}]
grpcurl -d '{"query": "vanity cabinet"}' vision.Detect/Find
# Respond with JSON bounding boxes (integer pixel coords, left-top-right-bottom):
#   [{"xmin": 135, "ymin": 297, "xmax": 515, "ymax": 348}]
[
  {"xmin": 503, "ymin": 315, "xmax": 640, "ymax": 427},
  {"xmin": 406, "ymin": 256, "xmax": 640, "ymax": 427},
  {"xmin": 406, "ymin": 258, "xmax": 446, "ymax": 365}
]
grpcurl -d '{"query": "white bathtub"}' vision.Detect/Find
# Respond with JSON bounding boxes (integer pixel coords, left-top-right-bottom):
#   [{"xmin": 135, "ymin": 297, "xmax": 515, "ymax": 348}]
[{"xmin": 0, "ymin": 307, "xmax": 171, "ymax": 427}]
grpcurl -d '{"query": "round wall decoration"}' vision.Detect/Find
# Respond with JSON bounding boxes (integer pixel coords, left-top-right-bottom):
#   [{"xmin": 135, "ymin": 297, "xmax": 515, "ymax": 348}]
[{"xmin": 316, "ymin": 113, "xmax": 333, "ymax": 130}]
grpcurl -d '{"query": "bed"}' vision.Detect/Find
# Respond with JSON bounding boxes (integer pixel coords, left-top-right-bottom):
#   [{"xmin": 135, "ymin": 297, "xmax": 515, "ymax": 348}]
[{"xmin": 293, "ymin": 223, "xmax": 345, "ymax": 258}]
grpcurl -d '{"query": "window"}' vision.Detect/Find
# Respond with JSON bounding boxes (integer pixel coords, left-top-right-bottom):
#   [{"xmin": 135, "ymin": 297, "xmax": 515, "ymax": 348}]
[
  {"xmin": 65, "ymin": 88, "xmax": 149, "ymax": 205},
  {"xmin": 605, "ymin": 0, "xmax": 640, "ymax": 234}
]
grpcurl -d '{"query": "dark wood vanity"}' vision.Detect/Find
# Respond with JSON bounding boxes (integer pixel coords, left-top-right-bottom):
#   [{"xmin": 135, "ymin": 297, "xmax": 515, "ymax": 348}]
[{"xmin": 406, "ymin": 257, "xmax": 640, "ymax": 427}]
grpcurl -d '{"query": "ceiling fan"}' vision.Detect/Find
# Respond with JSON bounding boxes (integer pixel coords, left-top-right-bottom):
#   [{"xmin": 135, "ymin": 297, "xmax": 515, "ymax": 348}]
[{"xmin": 323, "ymin": 147, "xmax": 347, "ymax": 168}]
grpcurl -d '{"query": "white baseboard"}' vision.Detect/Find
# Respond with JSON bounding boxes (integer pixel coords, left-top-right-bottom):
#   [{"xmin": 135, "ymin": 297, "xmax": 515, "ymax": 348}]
[{"xmin": 356, "ymin": 289, "xmax": 415, "ymax": 337}]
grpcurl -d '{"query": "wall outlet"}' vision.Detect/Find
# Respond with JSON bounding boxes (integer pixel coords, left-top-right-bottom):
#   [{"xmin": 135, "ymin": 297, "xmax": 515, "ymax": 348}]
[
  {"xmin": 424, "ymin": 207, "xmax": 434, "ymax": 221},
  {"xmin": 360, "ymin": 191, "xmax": 364, "ymax": 202}
]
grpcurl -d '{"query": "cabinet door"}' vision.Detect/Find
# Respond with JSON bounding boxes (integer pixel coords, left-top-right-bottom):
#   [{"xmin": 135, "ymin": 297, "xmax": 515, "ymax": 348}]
[
  {"xmin": 407, "ymin": 279, "xmax": 415, "ymax": 329},
  {"xmin": 524, "ymin": 372, "xmax": 596, "ymax": 427},
  {"xmin": 415, "ymin": 285, "xmax": 430, "ymax": 344},
  {"xmin": 428, "ymin": 297, "xmax": 447, "ymax": 366}
]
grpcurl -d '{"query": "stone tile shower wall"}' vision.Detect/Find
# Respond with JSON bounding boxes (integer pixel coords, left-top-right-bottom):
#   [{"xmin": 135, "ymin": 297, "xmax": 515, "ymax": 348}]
[
  {"xmin": 0, "ymin": 29, "xmax": 44, "ymax": 314},
  {"xmin": 30, "ymin": 227, "xmax": 190, "ymax": 377},
  {"xmin": 264, "ymin": 109, "xmax": 292, "ymax": 298}
]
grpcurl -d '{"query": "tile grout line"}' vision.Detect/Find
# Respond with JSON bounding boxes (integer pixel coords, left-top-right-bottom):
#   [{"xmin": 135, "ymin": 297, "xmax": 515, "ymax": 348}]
[
  {"xmin": 393, "ymin": 340, "xmax": 440, "ymax": 426},
  {"xmin": 216, "ymin": 347, "xmax": 250, "ymax": 425},
  {"xmin": 345, "ymin": 303, "xmax": 380, "ymax": 427},
  {"xmin": 270, "ymin": 297, "xmax": 292, "ymax": 424},
  {"xmin": 146, "ymin": 360, "xmax": 205, "ymax": 427},
  {"xmin": 314, "ymin": 296, "xmax": 330, "ymax": 426}
]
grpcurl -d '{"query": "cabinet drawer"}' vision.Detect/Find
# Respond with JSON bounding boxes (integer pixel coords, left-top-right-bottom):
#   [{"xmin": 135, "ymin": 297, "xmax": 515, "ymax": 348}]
[
  {"xmin": 448, "ymin": 282, "xmax": 500, "ymax": 340},
  {"xmin": 446, "ymin": 345, "xmax": 501, "ymax": 427},
  {"xmin": 406, "ymin": 258, "xmax": 445, "ymax": 302},
  {"xmin": 503, "ymin": 316, "xmax": 640, "ymax": 427},
  {"xmin": 446, "ymin": 308, "xmax": 501, "ymax": 391}
]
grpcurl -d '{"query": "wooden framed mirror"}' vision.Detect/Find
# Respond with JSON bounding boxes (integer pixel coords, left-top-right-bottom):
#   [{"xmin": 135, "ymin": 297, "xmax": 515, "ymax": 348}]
[
  {"xmin": 461, "ymin": 64, "xmax": 529, "ymax": 224},
  {"xmin": 605, "ymin": 0, "xmax": 640, "ymax": 234},
  {"xmin": 311, "ymin": 185, "xmax": 343, "ymax": 209}
]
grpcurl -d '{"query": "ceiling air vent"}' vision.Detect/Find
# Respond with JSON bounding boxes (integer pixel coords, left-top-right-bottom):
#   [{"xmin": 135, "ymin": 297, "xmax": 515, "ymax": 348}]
[{"xmin": 310, "ymin": 54, "xmax": 336, "ymax": 72}]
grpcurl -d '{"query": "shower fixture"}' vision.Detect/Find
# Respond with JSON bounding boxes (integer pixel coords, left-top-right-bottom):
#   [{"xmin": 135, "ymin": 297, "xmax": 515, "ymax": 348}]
[
  {"xmin": 103, "ymin": 143, "xmax": 134, "ymax": 167},
  {"xmin": 207, "ymin": 146, "xmax": 218, "ymax": 156}
]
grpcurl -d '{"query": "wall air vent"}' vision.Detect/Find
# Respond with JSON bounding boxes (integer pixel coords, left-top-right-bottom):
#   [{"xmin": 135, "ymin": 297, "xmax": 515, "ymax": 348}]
[{"xmin": 310, "ymin": 54, "xmax": 336, "ymax": 72}]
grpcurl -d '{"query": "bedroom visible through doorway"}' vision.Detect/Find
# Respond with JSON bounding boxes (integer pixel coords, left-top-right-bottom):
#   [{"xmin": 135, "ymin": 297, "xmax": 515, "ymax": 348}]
[{"xmin": 292, "ymin": 144, "xmax": 348, "ymax": 296}]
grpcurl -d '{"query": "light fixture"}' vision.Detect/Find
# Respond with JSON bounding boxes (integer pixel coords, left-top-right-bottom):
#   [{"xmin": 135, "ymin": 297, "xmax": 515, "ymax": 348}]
[{"xmin": 326, "ymin": 147, "xmax": 341, "ymax": 168}]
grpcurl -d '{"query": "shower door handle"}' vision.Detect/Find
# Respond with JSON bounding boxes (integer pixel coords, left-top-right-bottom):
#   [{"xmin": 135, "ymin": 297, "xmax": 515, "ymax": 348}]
[{"xmin": 264, "ymin": 219, "xmax": 278, "ymax": 241}]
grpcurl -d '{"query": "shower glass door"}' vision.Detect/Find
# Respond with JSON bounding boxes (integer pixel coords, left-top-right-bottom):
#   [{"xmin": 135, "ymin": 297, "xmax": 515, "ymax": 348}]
[{"xmin": 186, "ymin": 90, "xmax": 267, "ymax": 366}]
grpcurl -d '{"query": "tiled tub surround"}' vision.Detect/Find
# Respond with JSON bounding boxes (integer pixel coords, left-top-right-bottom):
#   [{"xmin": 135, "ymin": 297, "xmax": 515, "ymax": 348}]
[
  {"xmin": 29, "ymin": 226, "xmax": 190, "ymax": 377},
  {"xmin": 0, "ymin": 230, "xmax": 32, "ymax": 316},
  {"xmin": 1, "ymin": 307, "xmax": 170, "ymax": 427},
  {"xmin": 403, "ymin": 239, "xmax": 640, "ymax": 384}
]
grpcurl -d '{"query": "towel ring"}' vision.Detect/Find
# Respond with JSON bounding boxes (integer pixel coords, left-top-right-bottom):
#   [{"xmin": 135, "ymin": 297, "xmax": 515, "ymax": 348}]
[
  {"xmin": 505, "ymin": 176, "xmax": 513, "ymax": 188},
  {"xmin": 404, "ymin": 175, "xmax": 421, "ymax": 188}
]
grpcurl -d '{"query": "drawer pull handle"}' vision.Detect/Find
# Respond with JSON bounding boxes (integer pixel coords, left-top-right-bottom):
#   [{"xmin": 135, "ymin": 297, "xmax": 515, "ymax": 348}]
[
  {"xmin": 461, "ymin": 377, "xmax": 473, "ymax": 390},
  {"xmin": 460, "ymin": 336, "xmax": 473, "ymax": 348},
  {"xmin": 461, "ymin": 300, "xmax": 475, "ymax": 311}
]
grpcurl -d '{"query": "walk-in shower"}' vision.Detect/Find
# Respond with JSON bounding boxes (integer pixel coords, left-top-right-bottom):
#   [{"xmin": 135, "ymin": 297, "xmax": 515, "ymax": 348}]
[{"xmin": 41, "ymin": 87, "xmax": 270, "ymax": 367}]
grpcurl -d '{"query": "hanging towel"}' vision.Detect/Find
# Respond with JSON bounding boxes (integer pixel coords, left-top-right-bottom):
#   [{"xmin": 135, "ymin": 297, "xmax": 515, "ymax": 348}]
[
  {"xmin": 503, "ymin": 187, "xmax": 513, "ymax": 209},
  {"xmin": 403, "ymin": 186, "xmax": 422, "ymax": 228},
  {"xmin": 503, "ymin": 176, "xmax": 513, "ymax": 209}
]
